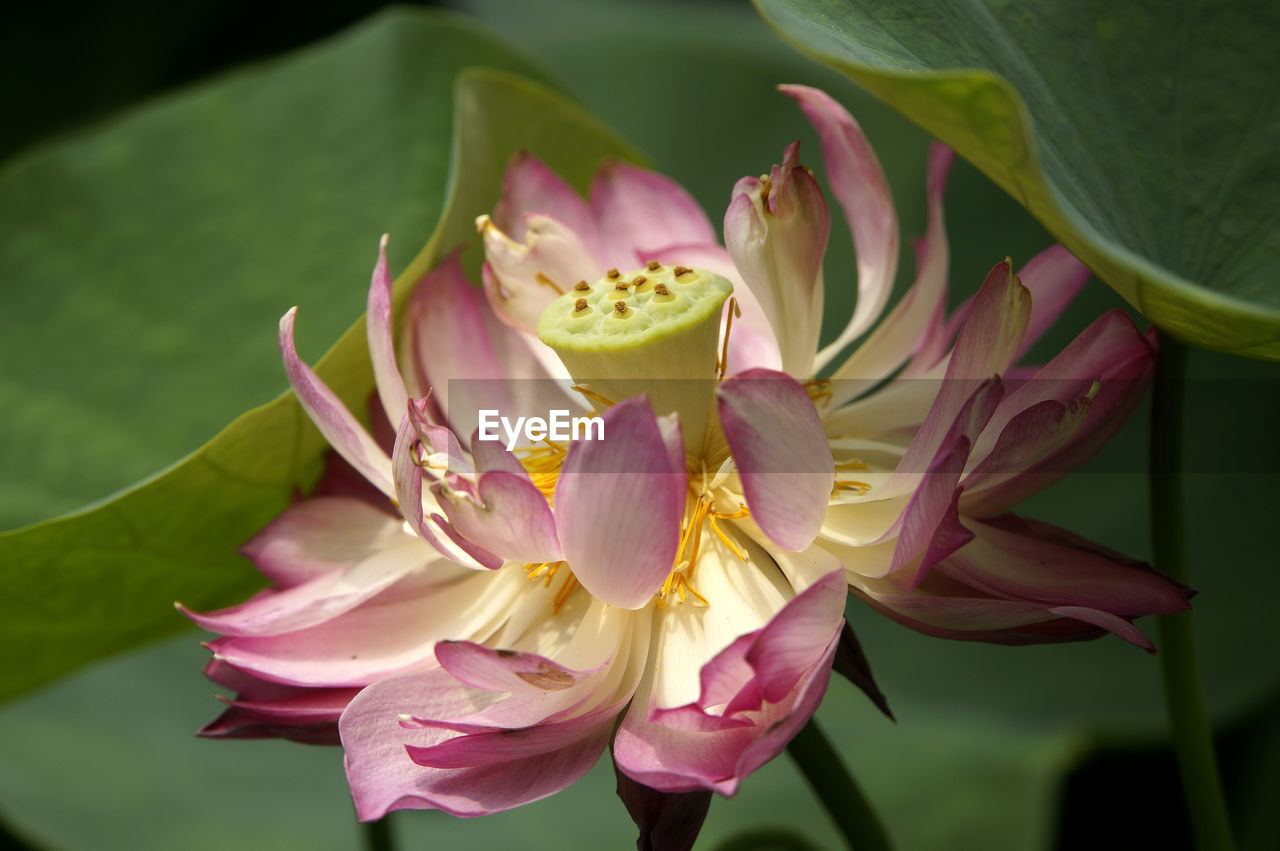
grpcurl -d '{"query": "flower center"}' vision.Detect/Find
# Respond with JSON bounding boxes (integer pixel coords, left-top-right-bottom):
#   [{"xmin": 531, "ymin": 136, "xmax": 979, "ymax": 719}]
[{"xmin": 537, "ymin": 263, "xmax": 732, "ymax": 453}]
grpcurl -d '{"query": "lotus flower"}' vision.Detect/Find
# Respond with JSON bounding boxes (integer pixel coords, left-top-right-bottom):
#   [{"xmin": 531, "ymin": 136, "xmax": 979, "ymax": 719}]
[{"xmin": 182, "ymin": 85, "xmax": 1190, "ymax": 842}]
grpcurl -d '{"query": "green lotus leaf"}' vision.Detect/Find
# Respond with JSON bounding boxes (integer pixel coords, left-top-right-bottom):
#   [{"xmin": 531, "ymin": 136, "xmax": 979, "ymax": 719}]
[{"xmin": 754, "ymin": 0, "xmax": 1280, "ymax": 358}]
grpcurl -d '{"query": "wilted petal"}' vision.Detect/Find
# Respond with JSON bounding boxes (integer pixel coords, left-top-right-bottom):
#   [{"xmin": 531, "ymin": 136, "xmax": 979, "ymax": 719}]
[
  {"xmin": 717, "ymin": 369, "xmax": 834, "ymax": 552},
  {"xmin": 554, "ymin": 397, "xmax": 685, "ymax": 610},
  {"xmin": 780, "ymin": 85, "xmax": 900, "ymax": 371}
]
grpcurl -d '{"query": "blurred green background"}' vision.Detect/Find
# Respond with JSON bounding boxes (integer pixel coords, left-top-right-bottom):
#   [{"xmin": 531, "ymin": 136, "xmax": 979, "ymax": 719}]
[{"xmin": 2, "ymin": 1, "xmax": 1278, "ymax": 848}]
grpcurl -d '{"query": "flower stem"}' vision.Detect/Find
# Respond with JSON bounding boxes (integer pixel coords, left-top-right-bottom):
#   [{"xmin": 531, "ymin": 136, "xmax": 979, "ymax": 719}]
[
  {"xmin": 787, "ymin": 717, "xmax": 893, "ymax": 851},
  {"xmin": 360, "ymin": 816, "xmax": 394, "ymax": 851},
  {"xmin": 1150, "ymin": 330, "xmax": 1234, "ymax": 850}
]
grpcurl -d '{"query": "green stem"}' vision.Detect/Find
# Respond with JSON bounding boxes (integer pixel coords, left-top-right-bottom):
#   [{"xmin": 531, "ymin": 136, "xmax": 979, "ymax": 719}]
[
  {"xmin": 1151, "ymin": 330, "xmax": 1234, "ymax": 850},
  {"xmin": 360, "ymin": 816, "xmax": 394, "ymax": 851},
  {"xmin": 787, "ymin": 717, "xmax": 893, "ymax": 851}
]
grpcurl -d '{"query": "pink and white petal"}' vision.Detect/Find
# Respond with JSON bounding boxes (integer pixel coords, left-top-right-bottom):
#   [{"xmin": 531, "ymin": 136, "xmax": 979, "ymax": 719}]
[
  {"xmin": 279, "ymin": 308, "xmax": 394, "ymax": 498},
  {"xmin": 434, "ymin": 641, "xmax": 597, "ymax": 696},
  {"xmin": 214, "ymin": 564, "xmax": 523, "ymax": 687},
  {"xmin": 780, "ymin": 86, "xmax": 900, "ymax": 370},
  {"xmin": 1013, "ymin": 245, "xmax": 1091, "ymax": 362},
  {"xmin": 492, "ymin": 151, "xmax": 604, "ymax": 258},
  {"xmin": 181, "ymin": 539, "xmax": 430, "ymax": 637},
  {"xmin": 614, "ymin": 575, "xmax": 844, "ymax": 795},
  {"xmin": 366, "ymin": 234, "xmax": 410, "ymax": 428},
  {"xmin": 590, "ymin": 159, "xmax": 717, "ymax": 268},
  {"xmin": 650, "ymin": 545, "xmax": 794, "ymax": 710},
  {"xmin": 717, "ymin": 369, "xmax": 834, "ymax": 552},
  {"xmin": 553, "ymin": 397, "xmax": 685, "ymax": 609},
  {"xmin": 480, "ymin": 212, "xmax": 604, "ymax": 332},
  {"xmin": 826, "ymin": 144, "xmax": 954, "ymax": 402},
  {"xmin": 437, "ymin": 471, "xmax": 563, "ymax": 564},
  {"xmin": 240, "ymin": 496, "xmax": 407, "ymax": 588},
  {"xmin": 406, "ymin": 703, "xmax": 622, "ymax": 770}
]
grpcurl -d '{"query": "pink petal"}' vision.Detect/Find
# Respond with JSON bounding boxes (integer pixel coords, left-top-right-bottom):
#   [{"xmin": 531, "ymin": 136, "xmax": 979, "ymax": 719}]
[
  {"xmin": 781, "ymin": 86, "xmax": 900, "ymax": 371},
  {"xmin": 366, "ymin": 234, "xmax": 410, "ymax": 429},
  {"xmin": 341, "ymin": 669, "xmax": 615, "ymax": 819},
  {"xmin": 492, "ymin": 151, "xmax": 604, "ymax": 259},
  {"xmin": 434, "ymin": 641, "xmax": 595, "ymax": 696},
  {"xmin": 278, "ymin": 307, "xmax": 394, "ymax": 498},
  {"xmin": 437, "ymin": 471, "xmax": 563, "ymax": 564},
  {"xmin": 826, "ymin": 143, "xmax": 953, "ymax": 401},
  {"xmin": 553, "ymin": 397, "xmax": 685, "ymax": 610},
  {"xmin": 718, "ymin": 369, "xmax": 836, "ymax": 552},
  {"xmin": 1013, "ymin": 245, "xmax": 1091, "ymax": 362},
  {"xmin": 239, "ymin": 496, "xmax": 405, "ymax": 588},
  {"xmin": 181, "ymin": 541, "xmax": 428, "ymax": 637},
  {"xmin": 213, "ymin": 565, "xmax": 519, "ymax": 687},
  {"xmin": 590, "ymin": 159, "xmax": 717, "ymax": 270},
  {"xmin": 962, "ymin": 311, "xmax": 1155, "ymax": 515},
  {"xmin": 938, "ymin": 515, "xmax": 1190, "ymax": 616},
  {"xmin": 406, "ymin": 704, "xmax": 620, "ymax": 770}
]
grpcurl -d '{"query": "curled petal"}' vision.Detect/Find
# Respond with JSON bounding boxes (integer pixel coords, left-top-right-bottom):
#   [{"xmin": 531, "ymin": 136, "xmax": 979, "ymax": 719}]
[
  {"xmin": 615, "ymin": 767, "xmax": 712, "ymax": 851},
  {"xmin": 717, "ymin": 369, "xmax": 835, "ymax": 552},
  {"xmin": 437, "ymin": 471, "xmax": 563, "ymax": 564},
  {"xmin": 341, "ymin": 669, "xmax": 615, "ymax": 819},
  {"xmin": 1013, "ymin": 244, "xmax": 1091, "ymax": 361},
  {"xmin": 391, "ymin": 401, "xmax": 502, "ymax": 570},
  {"xmin": 278, "ymin": 308, "xmax": 394, "ymax": 498},
  {"xmin": 781, "ymin": 85, "xmax": 900, "ymax": 372}
]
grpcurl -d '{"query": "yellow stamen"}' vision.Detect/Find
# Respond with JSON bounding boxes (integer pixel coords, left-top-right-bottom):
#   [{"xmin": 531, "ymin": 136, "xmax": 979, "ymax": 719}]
[
  {"xmin": 803, "ymin": 378, "xmax": 832, "ymax": 408},
  {"xmin": 535, "ymin": 272, "xmax": 565, "ymax": 295},
  {"xmin": 570, "ymin": 385, "xmax": 616, "ymax": 410},
  {"xmin": 716, "ymin": 297, "xmax": 741, "ymax": 381}
]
